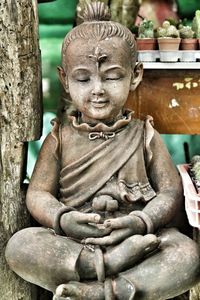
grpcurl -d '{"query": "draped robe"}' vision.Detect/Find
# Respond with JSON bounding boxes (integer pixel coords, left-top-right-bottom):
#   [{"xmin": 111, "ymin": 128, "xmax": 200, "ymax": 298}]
[{"xmin": 51, "ymin": 111, "xmax": 156, "ymax": 216}]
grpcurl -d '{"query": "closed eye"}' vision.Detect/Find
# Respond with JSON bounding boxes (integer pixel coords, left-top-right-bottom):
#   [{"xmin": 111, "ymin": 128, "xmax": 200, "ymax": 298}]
[
  {"xmin": 77, "ymin": 78, "xmax": 90, "ymax": 82},
  {"xmin": 106, "ymin": 77, "xmax": 121, "ymax": 81}
]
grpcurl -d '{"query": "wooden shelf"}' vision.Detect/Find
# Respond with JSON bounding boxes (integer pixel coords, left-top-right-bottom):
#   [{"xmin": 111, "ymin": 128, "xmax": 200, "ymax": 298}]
[
  {"xmin": 142, "ymin": 62, "xmax": 200, "ymax": 69},
  {"xmin": 137, "ymin": 50, "xmax": 200, "ymax": 69}
]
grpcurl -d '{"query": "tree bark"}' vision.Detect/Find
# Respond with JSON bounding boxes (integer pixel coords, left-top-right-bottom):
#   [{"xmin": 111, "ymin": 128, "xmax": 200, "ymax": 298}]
[{"xmin": 0, "ymin": 0, "xmax": 42, "ymax": 299}]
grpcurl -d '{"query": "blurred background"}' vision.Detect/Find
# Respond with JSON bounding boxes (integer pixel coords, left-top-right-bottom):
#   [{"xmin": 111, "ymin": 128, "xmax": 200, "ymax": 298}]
[{"xmin": 27, "ymin": 0, "xmax": 200, "ymax": 178}]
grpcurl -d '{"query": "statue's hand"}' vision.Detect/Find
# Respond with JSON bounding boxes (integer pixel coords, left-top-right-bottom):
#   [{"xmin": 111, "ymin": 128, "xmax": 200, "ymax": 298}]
[
  {"xmin": 84, "ymin": 215, "xmax": 145, "ymax": 246},
  {"xmin": 104, "ymin": 215, "xmax": 145, "ymax": 232},
  {"xmin": 60, "ymin": 211, "xmax": 111, "ymax": 240}
]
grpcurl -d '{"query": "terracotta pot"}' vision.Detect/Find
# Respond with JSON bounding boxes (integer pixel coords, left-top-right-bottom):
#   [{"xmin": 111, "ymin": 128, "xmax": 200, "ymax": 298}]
[
  {"xmin": 198, "ymin": 38, "xmax": 200, "ymax": 49},
  {"xmin": 157, "ymin": 37, "xmax": 181, "ymax": 51},
  {"xmin": 180, "ymin": 39, "xmax": 198, "ymax": 50},
  {"xmin": 136, "ymin": 38, "xmax": 157, "ymax": 51}
]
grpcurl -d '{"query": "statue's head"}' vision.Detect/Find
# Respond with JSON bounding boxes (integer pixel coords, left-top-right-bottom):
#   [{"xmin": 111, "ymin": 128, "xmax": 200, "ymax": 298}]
[{"xmin": 58, "ymin": 1, "xmax": 143, "ymax": 124}]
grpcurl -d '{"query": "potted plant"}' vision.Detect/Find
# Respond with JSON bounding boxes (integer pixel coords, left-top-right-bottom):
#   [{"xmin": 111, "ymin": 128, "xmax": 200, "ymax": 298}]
[
  {"xmin": 192, "ymin": 10, "xmax": 200, "ymax": 49},
  {"xmin": 157, "ymin": 20, "xmax": 181, "ymax": 50},
  {"xmin": 179, "ymin": 24, "xmax": 197, "ymax": 50},
  {"xmin": 178, "ymin": 156, "xmax": 200, "ymax": 229},
  {"xmin": 136, "ymin": 18, "xmax": 157, "ymax": 50},
  {"xmin": 157, "ymin": 20, "xmax": 181, "ymax": 62},
  {"xmin": 178, "ymin": 22, "xmax": 197, "ymax": 62}
]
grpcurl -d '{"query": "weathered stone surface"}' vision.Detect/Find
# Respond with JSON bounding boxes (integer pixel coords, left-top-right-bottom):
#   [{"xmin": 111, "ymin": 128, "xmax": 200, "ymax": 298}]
[{"xmin": 190, "ymin": 229, "xmax": 200, "ymax": 300}]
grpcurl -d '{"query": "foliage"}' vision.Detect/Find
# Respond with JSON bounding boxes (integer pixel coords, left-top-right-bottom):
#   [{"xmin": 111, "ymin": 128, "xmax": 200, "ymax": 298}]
[
  {"xmin": 157, "ymin": 20, "xmax": 180, "ymax": 38},
  {"xmin": 192, "ymin": 10, "xmax": 200, "ymax": 38},
  {"xmin": 179, "ymin": 25, "xmax": 194, "ymax": 39},
  {"xmin": 130, "ymin": 24, "xmax": 138, "ymax": 36},
  {"xmin": 138, "ymin": 19, "xmax": 154, "ymax": 38},
  {"xmin": 166, "ymin": 17, "xmax": 179, "ymax": 27},
  {"xmin": 191, "ymin": 156, "xmax": 200, "ymax": 182}
]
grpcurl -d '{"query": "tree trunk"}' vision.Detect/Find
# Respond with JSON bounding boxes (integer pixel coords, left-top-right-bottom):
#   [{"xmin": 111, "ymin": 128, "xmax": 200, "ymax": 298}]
[{"xmin": 0, "ymin": 0, "xmax": 42, "ymax": 299}]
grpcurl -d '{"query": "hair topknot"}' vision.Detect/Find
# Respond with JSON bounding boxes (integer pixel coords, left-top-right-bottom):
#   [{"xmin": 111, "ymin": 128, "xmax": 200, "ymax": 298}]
[
  {"xmin": 82, "ymin": 1, "xmax": 111, "ymax": 22},
  {"xmin": 62, "ymin": 1, "xmax": 137, "ymax": 70}
]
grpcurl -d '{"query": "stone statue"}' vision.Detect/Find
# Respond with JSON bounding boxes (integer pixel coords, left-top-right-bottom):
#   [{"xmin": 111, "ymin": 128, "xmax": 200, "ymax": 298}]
[{"xmin": 5, "ymin": 2, "xmax": 200, "ymax": 299}]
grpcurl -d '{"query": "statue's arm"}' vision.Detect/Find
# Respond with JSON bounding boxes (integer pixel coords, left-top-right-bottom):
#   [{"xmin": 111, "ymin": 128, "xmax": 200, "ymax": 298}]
[
  {"xmin": 26, "ymin": 133, "xmax": 111, "ymax": 239},
  {"xmin": 26, "ymin": 133, "xmax": 63, "ymax": 228},
  {"xmin": 143, "ymin": 130, "xmax": 183, "ymax": 231}
]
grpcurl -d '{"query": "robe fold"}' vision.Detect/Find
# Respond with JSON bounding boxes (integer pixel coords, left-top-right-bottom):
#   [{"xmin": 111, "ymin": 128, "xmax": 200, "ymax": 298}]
[{"xmin": 51, "ymin": 111, "xmax": 156, "ymax": 211}]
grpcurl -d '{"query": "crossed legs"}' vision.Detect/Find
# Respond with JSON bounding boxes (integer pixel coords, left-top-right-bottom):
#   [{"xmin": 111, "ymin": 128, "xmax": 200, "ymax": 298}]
[{"xmin": 5, "ymin": 227, "xmax": 200, "ymax": 299}]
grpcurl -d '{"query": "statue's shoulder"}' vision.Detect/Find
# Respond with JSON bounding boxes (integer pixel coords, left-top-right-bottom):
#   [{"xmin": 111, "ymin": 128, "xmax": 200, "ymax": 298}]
[
  {"xmin": 130, "ymin": 115, "xmax": 154, "ymax": 129},
  {"xmin": 49, "ymin": 117, "xmax": 73, "ymax": 159},
  {"xmin": 143, "ymin": 116, "xmax": 155, "ymax": 165},
  {"xmin": 50, "ymin": 117, "xmax": 73, "ymax": 136}
]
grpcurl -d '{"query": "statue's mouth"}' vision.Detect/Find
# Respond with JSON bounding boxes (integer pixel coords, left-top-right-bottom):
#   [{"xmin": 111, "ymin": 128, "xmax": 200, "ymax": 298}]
[{"xmin": 90, "ymin": 99, "xmax": 109, "ymax": 108}]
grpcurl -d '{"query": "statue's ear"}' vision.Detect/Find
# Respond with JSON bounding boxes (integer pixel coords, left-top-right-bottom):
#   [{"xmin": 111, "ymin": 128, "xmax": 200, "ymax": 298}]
[
  {"xmin": 57, "ymin": 66, "xmax": 69, "ymax": 93},
  {"xmin": 130, "ymin": 62, "xmax": 143, "ymax": 91}
]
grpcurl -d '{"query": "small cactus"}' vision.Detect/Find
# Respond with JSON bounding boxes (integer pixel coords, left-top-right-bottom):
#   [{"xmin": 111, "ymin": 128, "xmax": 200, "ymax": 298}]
[
  {"xmin": 179, "ymin": 25, "xmax": 194, "ymax": 39},
  {"xmin": 191, "ymin": 155, "xmax": 200, "ymax": 180},
  {"xmin": 157, "ymin": 20, "xmax": 180, "ymax": 38},
  {"xmin": 192, "ymin": 10, "xmax": 200, "ymax": 38},
  {"xmin": 190, "ymin": 155, "xmax": 200, "ymax": 193},
  {"xmin": 138, "ymin": 19, "xmax": 154, "ymax": 38}
]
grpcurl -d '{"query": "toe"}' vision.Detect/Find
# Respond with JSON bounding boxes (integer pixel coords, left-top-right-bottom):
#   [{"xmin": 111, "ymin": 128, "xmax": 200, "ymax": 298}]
[
  {"xmin": 55, "ymin": 284, "xmax": 70, "ymax": 297},
  {"xmin": 143, "ymin": 234, "xmax": 161, "ymax": 253}
]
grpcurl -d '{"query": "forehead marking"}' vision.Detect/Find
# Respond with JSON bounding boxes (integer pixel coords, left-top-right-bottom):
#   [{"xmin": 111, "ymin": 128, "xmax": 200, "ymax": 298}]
[{"xmin": 88, "ymin": 45, "xmax": 107, "ymax": 68}]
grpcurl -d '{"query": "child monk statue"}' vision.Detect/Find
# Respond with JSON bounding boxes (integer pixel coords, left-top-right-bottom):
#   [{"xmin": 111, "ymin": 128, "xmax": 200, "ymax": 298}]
[{"xmin": 6, "ymin": 2, "xmax": 200, "ymax": 299}]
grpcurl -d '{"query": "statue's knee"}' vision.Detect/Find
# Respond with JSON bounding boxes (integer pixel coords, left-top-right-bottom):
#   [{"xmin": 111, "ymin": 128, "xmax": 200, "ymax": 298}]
[
  {"xmin": 182, "ymin": 237, "xmax": 200, "ymax": 267},
  {"xmin": 6, "ymin": 229, "xmax": 24, "ymax": 257},
  {"xmin": 160, "ymin": 229, "xmax": 200, "ymax": 276},
  {"xmin": 177, "ymin": 238, "xmax": 200, "ymax": 286},
  {"xmin": 5, "ymin": 227, "xmax": 40, "ymax": 272}
]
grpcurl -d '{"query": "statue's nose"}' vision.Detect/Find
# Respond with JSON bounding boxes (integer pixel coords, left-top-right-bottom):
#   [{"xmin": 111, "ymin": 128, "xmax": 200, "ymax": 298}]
[{"xmin": 91, "ymin": 80, "xmax": 105, "ymax": 96}]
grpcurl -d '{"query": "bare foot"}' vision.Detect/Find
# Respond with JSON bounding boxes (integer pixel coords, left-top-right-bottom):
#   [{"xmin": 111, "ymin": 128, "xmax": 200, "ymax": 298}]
[
  {"xmin": 105, "ymin": 234, "xmax": 160, "ymax": 275},
  {"xmin": 53, "ymin": 278, "xmax": 137, "ymax": 300},
  {"xmin": 54, "ymin": 281, "xmax": 104, "ymax": 300}
]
